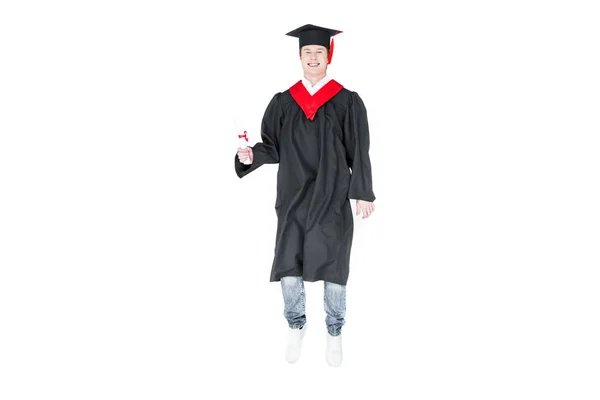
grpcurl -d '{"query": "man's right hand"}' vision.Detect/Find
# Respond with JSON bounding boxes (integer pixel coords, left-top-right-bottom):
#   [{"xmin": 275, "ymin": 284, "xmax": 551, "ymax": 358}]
[{"xmin": 237, "ymin": 147, "xmax": 253, "ymax": 164}]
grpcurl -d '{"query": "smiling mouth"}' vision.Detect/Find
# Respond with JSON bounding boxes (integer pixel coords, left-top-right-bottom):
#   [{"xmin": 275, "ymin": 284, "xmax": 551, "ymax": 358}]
[{"xmin": 308, "ymin": 63, "xmax": 320, "ymax": 67}]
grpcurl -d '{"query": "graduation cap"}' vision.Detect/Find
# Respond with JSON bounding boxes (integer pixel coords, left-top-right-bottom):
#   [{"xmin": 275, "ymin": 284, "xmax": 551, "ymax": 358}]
[{"xmin": 286, "ymin": 24, "xmax": 342, "ymax": 64}]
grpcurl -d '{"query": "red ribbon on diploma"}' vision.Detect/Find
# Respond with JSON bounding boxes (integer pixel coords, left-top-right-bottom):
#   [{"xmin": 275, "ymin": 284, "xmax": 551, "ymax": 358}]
[{"xmin": 238, "ymin": 130, "xmax": 248, "ymax": 141}]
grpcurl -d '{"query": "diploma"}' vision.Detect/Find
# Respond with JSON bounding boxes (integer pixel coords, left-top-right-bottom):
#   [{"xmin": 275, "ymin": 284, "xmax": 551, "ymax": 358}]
[{"xmin": 233, "ymin": 118, "xmax": 251, "ymax": 165}]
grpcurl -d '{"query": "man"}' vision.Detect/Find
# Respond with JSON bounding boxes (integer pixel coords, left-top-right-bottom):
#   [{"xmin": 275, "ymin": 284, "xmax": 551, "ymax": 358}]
[{"xmin": 234, "ymin": 24, "xmax": 375, "ymax": 367}]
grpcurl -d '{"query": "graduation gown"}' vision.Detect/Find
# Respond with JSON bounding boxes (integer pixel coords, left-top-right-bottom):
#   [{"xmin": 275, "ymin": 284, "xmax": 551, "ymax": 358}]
[{"xmin": 234, "ymin": 79, "xmax": 375, "ymax": 286}]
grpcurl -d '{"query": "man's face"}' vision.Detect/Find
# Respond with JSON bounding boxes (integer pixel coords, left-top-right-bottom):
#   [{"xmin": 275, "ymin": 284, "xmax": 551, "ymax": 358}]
[{"xmin": 300, "ymin": 45, "xmax": 328, "ymax": 76}]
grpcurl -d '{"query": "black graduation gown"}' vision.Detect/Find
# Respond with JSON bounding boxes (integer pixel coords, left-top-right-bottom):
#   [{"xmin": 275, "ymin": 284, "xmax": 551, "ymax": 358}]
[{"xmin": 234, "ymin": 80, "xmax": 375, "ymax": 286}]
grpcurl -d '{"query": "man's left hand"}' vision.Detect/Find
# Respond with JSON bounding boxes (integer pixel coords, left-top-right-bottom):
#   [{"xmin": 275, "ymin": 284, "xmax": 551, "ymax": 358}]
[{"xmin": 355, "ymin": 200, "xmax": 375, "ymax": 219}]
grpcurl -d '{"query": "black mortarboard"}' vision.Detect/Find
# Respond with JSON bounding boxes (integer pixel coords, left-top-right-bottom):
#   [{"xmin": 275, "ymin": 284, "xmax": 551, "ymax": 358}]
[
  {"xmin": 286, "ymin": 24, "xmax": 342, "ymax": 63},
  {"xmin": 286, "ymin": 24, "xmax": 341, "ymax": 50}
]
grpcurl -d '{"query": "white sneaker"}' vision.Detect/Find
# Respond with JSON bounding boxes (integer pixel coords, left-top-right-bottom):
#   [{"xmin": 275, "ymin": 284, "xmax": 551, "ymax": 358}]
[
  {"xmin": 326, "ymin": 332, "xmax": 343, "ymax": 367},
  {"xmin": 285, "ymin": 324, "xmax": 306, "ymax": 363}
]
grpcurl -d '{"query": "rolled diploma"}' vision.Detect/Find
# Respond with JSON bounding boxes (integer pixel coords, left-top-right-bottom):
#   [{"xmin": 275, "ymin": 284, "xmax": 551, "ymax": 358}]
[
  {"xmin": 234, "ymin": 118, "xmax": 251, "ymax": 165},
  {"xmin": 238, "ymin": 131, "xmax": 251, "ymax": 165}
]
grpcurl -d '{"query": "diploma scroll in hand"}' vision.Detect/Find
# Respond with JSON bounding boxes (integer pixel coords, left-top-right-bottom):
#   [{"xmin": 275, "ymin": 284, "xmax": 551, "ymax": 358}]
[{"xmin": 234, "ymin": 118, "xmax": 251, "ymax": 165}]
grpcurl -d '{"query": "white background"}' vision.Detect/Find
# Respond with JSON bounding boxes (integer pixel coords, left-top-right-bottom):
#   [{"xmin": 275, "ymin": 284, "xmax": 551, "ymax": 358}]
[{"xmin": 1, "ymin": 0, "xmax": 599, "ymax": 399}]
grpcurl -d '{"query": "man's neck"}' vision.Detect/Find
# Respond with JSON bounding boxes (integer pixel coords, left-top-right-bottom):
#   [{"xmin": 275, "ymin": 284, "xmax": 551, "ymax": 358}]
[{"xmin": 303, "ymin": 73, "xmax": 326, "ymax": 87}]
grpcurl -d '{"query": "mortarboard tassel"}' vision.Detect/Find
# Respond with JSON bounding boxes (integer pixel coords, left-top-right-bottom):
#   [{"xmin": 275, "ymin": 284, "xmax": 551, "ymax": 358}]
[{"xmin": 328, "ymin": 31, "xmax": 337, "ymax": 64}]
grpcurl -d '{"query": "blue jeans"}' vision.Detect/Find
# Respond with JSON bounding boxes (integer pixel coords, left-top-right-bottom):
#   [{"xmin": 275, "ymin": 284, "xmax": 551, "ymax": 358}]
[{"xmin": 281, "ymin": 276, "xmax": 346, "ymax": 336}]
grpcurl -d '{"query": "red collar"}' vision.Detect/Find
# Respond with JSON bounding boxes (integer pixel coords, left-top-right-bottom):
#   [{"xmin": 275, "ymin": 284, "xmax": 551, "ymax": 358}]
[{"xmin": 289, "ymin": 79, "xmax": 344, "ymax": 120}]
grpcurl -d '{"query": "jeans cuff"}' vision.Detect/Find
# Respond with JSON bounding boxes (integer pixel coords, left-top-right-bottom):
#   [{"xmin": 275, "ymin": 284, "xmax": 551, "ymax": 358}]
[{"xmin": 327, "ymin": 327, "xmax": 341, "ymax": 336}]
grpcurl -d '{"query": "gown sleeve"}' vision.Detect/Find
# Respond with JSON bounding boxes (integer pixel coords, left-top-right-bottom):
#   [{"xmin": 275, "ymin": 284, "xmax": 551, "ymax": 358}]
[
  {"xmin": 234, "ymin": 93, "xmax": 282, "ymax": 178},
  {"xmin": 343, "ymin": 91, "xmax": 376, "ymax": 202}
]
